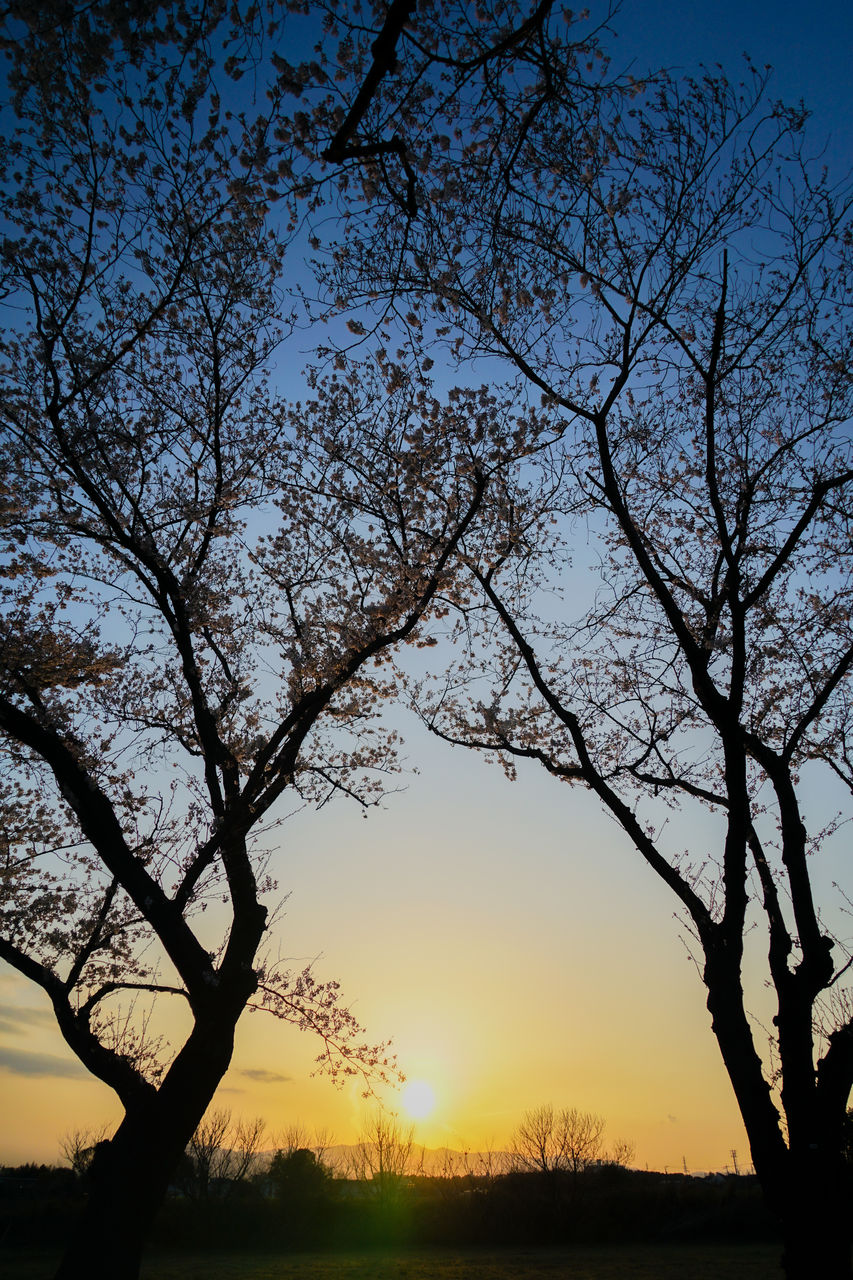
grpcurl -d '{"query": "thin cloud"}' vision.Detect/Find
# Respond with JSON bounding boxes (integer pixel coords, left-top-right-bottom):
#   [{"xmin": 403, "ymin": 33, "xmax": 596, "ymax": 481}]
[
  {"xmin": 237, "ymin": 1067, "xmax": 293, "ymax": 1084},
  {"xmin": 0, "ymin": 1046, "xmax": 87, "ymax": 1079},
  {"xmin": 0, "ymin": 1003, "xmax": 54, "ymax": 1036}
]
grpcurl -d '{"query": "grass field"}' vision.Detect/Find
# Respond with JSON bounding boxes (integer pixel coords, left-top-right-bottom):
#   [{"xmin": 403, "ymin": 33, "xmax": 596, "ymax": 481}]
[{"xmin": 3, "ymin": 1244, "xmax": 784, "ymax": 1279}]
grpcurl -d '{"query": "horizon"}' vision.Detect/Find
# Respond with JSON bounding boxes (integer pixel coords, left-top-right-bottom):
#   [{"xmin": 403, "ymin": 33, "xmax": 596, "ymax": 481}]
[{"xmin": 1, "ymin": 1132, "xmax": 754, "ymax": 1182}]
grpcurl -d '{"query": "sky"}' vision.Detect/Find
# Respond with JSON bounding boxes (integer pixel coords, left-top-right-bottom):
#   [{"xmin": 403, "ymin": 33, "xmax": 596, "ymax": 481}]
[{"xmin": 2, "ymin": 0, "xmax": 853, "ymax": 1175}]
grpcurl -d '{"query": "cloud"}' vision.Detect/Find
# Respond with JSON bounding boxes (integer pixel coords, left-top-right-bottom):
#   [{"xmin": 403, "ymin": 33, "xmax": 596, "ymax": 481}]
[
  {"xmin": 0, "ymin": 1045, "xmax": 87, "ymax": 1079},
  {"xmin": 236, "ymin": 1067, "xmax": 293, "ymax": 1085},
  {"xmin": 0, "ymin": 1003, "xmax": 54, "ymax": 1036}
]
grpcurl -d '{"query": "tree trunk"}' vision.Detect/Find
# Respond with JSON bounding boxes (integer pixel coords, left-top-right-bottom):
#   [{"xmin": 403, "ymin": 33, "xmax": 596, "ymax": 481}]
[
  {"xmin": 704, "ymin": 963, "xmax": 853, "ymax": 1280},
  {"xmin": 743, "ymin": 1104, "xmax": 853, "ymax": 1280},
  {"xmin": 53, "ymin": 1111, "xmax": 183, "ymax": 1280},
  {"xmin": 781, "ymin": 1225, "xmax": 852, "ymax": 1280},
  {"xmin": 775, "ymin": 1154, "xmax": 853, "ymax": 1280},
  {"xmin": 53, "ymin": 1004, "xmax": 248, "ymax": 1280}
]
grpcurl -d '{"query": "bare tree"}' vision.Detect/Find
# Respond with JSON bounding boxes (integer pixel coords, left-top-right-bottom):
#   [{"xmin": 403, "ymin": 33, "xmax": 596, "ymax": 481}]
[
  {"xmin": 187, "ymin": 1109, "xmax": 266, "ymax": 1198},
  {"xmin": 347, "ymin": 1109, "xmax": 423, "ymax": 1203},
  {"xmin": 510, "ymin": 1103, "xmax": 605, "ymax": 1178},
  {"xmin": 273, "ymin": 1122, "xmax": 336, "ymax": 1173},
  {"xmin": 187, "ymin": 1109, "xmax": 232, "ymax": 1201},
  {"xmin": 273, "ymin": 1122, "xmax": 312, "ymax": 1161},
  {"xmin": 60, "ymin": 1127, "xmax": 111, "ymax": 1181},
  {"xmin": 606, "ymin": 1138, "xmax": 636, "ymax": 1170},
  {"xmin": 229, "ymin": 1116, "xmax": 268, "ymax": 1186},
  {"xmin": 467, "ymin": 1140, "xmax": 510, "ymax": 1184},
  {"xmin": 310, "ymin": 1127, "xmax": 337, "ymax": 1171}
]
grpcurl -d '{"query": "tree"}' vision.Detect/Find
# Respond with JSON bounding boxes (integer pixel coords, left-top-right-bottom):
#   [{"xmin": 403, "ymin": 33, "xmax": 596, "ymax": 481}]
[
  {"xmin": 606, "ymin": 1138, "xmax": 636, "ymax": 1171},
  {"xmin": 315, "ymin": 0, "xmax": 611, "ymax": 214},
  {"xmin": 510, "ymin": 1103, "xmax": 605, "ymax": 1179},
  {"xmin": 347, "ymin": 1109, "xmax": 422, "ymax": 1204},
  {"xmin": 187, "ymin": 1109, "xmax": 234, "ymax": 1202},
  {"xmin": 271, "ymin": 1121, "xmax": 336, "ymax": 1173},
  {"xmin": 268, "ymin": 1143, "xmax": 333, "ymax": 1220},
  {"xmin": 332, "ymin": 51, "xmax": 853, "ymax": 1280},
  {"xmin": 0, "ymin": 317, "xmax": 501, "ymax": 1280},
  {"xmin": 60, "ymin": 1127, "xmax": 111, "ymax": 1182},
  {"xmin": 0, "ymin": 6, "xmax": 547, "ymax": 1275},
  {"xmin": 186, "ymin": 1108, "xmax": 266, "ymax": 1199}
]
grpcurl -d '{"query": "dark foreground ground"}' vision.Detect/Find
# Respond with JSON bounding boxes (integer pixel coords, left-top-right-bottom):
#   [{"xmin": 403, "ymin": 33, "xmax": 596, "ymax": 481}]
[{"xmin": 3, "ymin": 1244, "xmax": 783, "ymax": 1280}]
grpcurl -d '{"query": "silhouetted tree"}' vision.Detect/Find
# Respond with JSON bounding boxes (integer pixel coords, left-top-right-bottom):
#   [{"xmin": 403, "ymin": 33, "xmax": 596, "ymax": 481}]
[
  {"xmin": 347, "ymin": 1110, "xmax": 422, "ymax": 1205},
  {"xmin": 606, "ymin": 1138, "xmax": 636, "ymax": 1170},
  {"xmin": 332, "ymin": 45, "xmax": 853, "ymax": 1280},
  {"xmin": 510, "ymin": 1103, "xmax": 605, "ymax": 1182},
  {"xmin": 60, "ymin": 1128, "xmax": 111, "ymax": 1183},
  {"xmin": 185, "ymin": 1109, "xmax": 265, "ymax": 1200},
  {"xmin": 268, "ymin": 1144, "xmax": 332, "ymax": 1224},
  {"xmin": 271, "ymin": 1122, "xmax": 336, "ymax": 1172},
  {"xmin": 0, "ymin": 4, "xmax": 551, "ymax": 1275}
]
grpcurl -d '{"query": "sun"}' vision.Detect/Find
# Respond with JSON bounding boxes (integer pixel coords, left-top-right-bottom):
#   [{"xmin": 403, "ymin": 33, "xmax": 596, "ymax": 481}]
[{"xmin": 401, "ymin": 1079, "xmax": 436, "ymax": 1120}]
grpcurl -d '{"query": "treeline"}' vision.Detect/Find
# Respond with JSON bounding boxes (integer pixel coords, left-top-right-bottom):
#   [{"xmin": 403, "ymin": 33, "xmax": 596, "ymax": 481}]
[
  {"xmin": 157, "ymin": 1160, "xmax": 776, "ymax": 1251},
  {"xmin": 54, "ymin": 1104, "xmax": 639, "ymax": 1198},
  {"xmin": 1, "ymin": 1152, "xmax": 776, "ymax": 1254}
]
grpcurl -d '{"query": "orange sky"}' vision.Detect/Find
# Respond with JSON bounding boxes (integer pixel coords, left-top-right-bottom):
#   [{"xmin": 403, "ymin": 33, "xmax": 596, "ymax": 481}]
[{"xmin": 1, "ymin": 720, "xmax": 758, "ymax": 1174}]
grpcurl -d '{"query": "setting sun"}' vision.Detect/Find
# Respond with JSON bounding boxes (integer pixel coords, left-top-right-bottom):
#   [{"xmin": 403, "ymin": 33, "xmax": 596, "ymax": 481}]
[{"xmin": 402, "ymin": 1079, "xmax": 436, "ymax": 1120}]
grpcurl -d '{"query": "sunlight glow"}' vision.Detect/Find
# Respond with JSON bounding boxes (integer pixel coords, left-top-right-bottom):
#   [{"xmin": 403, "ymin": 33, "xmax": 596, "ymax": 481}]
[{"xmin": 402, "ymin": 1079, "xmax": 436, "ymax": 1120}]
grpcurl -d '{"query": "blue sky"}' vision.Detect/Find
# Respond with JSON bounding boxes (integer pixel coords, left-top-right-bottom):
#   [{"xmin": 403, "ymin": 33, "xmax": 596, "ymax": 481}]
[{"xmin": 610, "ymin": 0, "xmax": 852, "ymax": 168}]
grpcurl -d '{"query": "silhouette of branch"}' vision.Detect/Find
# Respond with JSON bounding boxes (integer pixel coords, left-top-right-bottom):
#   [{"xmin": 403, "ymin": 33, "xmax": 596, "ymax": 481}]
[
  {"xmin": 323, "ymin": 0, "xmax": 560, "ymax": 217},
  {"xmin": 324, "ymin": 0, "xmax": 417, "ymax": 164},
  {"xmin": 79, "ymin": 982, "xmax": 190, "ymax": 1016}
]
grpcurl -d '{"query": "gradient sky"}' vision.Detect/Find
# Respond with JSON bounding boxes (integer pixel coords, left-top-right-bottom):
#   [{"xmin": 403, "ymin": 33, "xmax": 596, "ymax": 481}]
[{"xmin": 2, "ymin": 0, "xmax": 852, "ymax": 1173}]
